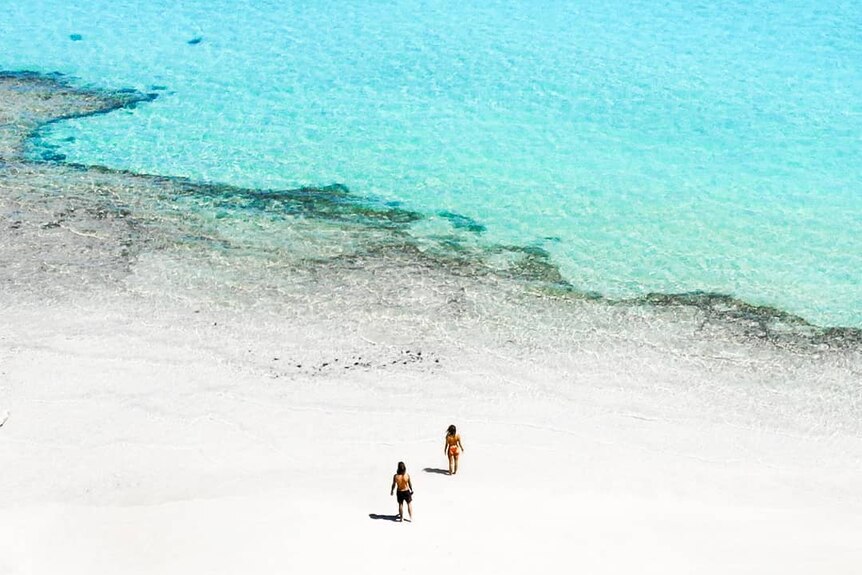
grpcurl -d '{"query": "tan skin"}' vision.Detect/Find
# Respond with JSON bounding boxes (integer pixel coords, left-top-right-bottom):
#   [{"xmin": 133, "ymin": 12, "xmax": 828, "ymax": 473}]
[
  {"xmin": 390, "ymin": 472, "xmax": 413, "ymax": 521},
  {"xmin": 445, "ymin": 433, "xmax": 464, "ymax": 475}
]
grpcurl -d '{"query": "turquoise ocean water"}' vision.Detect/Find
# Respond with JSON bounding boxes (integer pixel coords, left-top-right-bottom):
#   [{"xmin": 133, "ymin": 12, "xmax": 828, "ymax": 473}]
[{"xmin": 3, "ymin": 0, "xmax": 861, "ymax": 326}]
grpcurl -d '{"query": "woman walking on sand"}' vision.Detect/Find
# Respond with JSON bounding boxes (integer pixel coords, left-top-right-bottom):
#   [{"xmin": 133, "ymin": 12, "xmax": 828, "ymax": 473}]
[
  {"xmin": 390, "ymin": 461, "xmax": 414, "ymax": 522},
  {"xmin": 445, "ymin": 424, "xmax": 464, "ymax": 475}
]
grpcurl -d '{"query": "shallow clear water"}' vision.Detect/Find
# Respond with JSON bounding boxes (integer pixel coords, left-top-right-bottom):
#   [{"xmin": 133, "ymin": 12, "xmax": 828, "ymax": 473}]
[{"xmin": 3, "ymin": 0, "xmax": 861, "ymax": 326}]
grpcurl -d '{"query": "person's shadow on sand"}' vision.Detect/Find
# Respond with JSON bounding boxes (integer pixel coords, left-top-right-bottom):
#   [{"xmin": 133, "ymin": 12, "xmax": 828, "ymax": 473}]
[
  {"xmin": 368, "ymin": 513, "xmax": 401, "ymax": 521},
  {"xmin": 423, "ymin": 467, "xmax": 450, "ymax": 475}
]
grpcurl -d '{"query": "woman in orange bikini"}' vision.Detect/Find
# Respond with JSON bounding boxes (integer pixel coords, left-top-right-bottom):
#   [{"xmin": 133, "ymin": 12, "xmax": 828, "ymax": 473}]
[{"xmin": 444, "ymin": 424, "xmax": 464, "ymax": 475}]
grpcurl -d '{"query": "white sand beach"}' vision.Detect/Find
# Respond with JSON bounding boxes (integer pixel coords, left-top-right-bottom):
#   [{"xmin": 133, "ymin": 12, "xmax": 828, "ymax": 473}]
[
  {"xmin": 1, "ymin": 74, "xmax": 861, "ymax": 574},
  {"xmin": 2, "ymin": 290, "xmax": 861, "ymax": 574}
]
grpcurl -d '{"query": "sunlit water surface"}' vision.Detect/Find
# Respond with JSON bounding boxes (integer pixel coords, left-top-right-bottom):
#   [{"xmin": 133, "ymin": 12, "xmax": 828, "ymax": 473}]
[{"xmin": 2, "ymin": 0, "xmax": 861, "ymax": 326}]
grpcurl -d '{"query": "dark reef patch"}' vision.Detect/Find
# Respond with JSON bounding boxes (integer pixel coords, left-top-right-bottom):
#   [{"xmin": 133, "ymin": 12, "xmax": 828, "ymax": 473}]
[
  {"xmin": 492, "ymin": 245, "xmax": 569, "ymax": 286},
  {"xmin": 174, "ymin": 181, "xmax": 423, "ymax": 229},
  {"xmin": 629, "ymin": 292, "xmax": 862, "ymax": 350},
  {"xmin": 187, "ymin": 37, "xmax": 203, "ymax": 45},
  {"xmin": 69, "ymin": 34, "xmax": 83, "ymax": 41},
  {"xmin": 1, "ymin": 71, "xmax": 158, "ymax": 158},
  {"xmin": 438, "ymin": 211, "xmax": 486, "ymax": 233}
]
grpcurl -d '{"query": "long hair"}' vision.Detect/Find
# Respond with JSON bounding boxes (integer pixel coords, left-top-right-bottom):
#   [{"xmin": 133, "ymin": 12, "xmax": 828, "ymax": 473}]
[
  {"xmin": 397, "ymin": 461, "xmax": 406, "ymax": 475},
  {"xmin": 447, "ymin": 424, "xmax": 456, "ymax": 436}
]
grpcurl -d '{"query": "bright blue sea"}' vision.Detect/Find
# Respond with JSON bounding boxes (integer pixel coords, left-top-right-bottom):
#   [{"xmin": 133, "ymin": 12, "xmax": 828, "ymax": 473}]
[{"xmin": 3, "ymin": 0, "xmax": 861, "ymax": 326}]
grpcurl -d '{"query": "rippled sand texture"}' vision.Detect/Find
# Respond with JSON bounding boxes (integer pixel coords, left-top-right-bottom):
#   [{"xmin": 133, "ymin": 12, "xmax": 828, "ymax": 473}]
[{"xmin": 1, "ymin": 72, "xmax": 862, "ymax": 574}]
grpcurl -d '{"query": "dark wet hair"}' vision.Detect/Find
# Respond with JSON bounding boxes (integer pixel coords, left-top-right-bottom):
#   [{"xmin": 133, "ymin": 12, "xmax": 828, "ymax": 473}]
[
  {"xmin": 447, "ymin": 425, "xmax": 456, "ymax": 436},
  {"xmin": 397, "ymin": 461, "xmax": 406, "ymax": 475}
]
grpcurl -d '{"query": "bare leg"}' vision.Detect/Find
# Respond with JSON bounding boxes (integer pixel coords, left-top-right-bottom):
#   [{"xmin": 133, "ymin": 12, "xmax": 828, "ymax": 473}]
[
  {"xmin": 407, "ymin": 501, "xmax": 414, "ymax": 521},
  {"xmin": 398, "ymin": 501, "xmax": 403, "ymax": 521},
  {"xmin": 453, "ymin": 454, "xmax": 459, "ymax": 475},
  {"xmin": 448, "ymin": 453, "xmax": 455, "ymax": 475}
]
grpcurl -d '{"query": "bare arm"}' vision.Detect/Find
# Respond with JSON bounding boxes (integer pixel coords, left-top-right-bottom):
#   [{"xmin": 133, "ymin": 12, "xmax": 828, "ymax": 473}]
[
  {"xmin": 458, "ymin": 437, "xmax": 464, "ymax": 451},
  {"xmin": 408, "ymin": 475, "xmax": 413, "ymax": 493},
  {"xmin": 390, "ymin": 475, "xmax": 396, "ymax": 495}
]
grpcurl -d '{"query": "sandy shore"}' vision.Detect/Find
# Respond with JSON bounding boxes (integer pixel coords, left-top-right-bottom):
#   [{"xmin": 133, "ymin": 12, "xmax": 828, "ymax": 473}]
[
  {"xmin": 1, "ymin": 72, "xmax": 861, "ymax": 574},
  {"xmin": 2, "ymin": 293, "xmax": 861, "ymax": 574}
]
